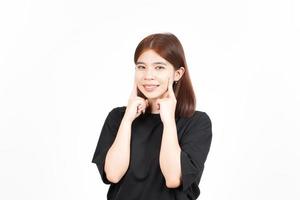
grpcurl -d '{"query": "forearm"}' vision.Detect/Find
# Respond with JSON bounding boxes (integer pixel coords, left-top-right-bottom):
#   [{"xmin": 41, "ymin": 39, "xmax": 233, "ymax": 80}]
[
  {"xmin": 104, "ymin": 117, "xmax": 132, "ymax": 183},
  {"xmin": 159, "ymin": 119, "xmax": 182, "ymax": 188}
]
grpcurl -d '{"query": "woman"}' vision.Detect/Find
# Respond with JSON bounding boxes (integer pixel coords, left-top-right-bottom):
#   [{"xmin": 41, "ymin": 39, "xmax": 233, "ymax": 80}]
[{"xmin": 92, "ymin": 33, "xmax": 213, "ymax": 200}]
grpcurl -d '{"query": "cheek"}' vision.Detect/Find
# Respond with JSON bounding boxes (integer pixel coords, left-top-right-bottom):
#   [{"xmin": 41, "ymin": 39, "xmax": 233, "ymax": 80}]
[
  {"xmin": 134, "ymin": 74, "xmax": 142, "ymax": 82},
  {"xmin": 137, "ymin": 83, "xmax": 143, "ymax": 90}
]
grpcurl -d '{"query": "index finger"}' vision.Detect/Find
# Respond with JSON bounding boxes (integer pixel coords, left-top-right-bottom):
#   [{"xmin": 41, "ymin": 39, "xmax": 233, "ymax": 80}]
[
  {"xmin": 130, "ymin": 78, "xmax": 138, "ymax": 98},
  {"xmin": 168, "ymin": 77, "xmax": 176, "ymax": 98}
]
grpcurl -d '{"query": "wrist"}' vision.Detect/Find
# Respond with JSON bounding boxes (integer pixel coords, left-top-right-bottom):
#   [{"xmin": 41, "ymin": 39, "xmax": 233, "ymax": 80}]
[
  {"xmin": 122, "ymin": 114, "xmax": 133, "ymax": 124},
  {"xmin": 162, "ymin": 116, "xmax": 176, "ymax": 125}
]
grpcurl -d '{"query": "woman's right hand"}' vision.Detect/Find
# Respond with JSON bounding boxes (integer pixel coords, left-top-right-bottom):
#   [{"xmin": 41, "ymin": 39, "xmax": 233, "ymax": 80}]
[{"xmin": 124, "ymin": 79, "xmax": 149, "ymax": 123}]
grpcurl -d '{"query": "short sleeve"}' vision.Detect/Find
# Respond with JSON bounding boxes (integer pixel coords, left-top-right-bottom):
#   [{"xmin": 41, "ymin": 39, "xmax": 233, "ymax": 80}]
[
  {"xmin": 179, "ymin": 112, "xmax": 212, "ymax": 199},
  {"xmin": 91, "ymin": 107, "xmax": 124, "ymax": 184}
]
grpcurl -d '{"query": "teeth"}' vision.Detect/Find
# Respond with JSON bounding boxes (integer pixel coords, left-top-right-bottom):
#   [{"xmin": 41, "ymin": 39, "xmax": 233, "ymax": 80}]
[
  {"xmin": 144, "ymin": 85, "xmax": 158, "ymax": 91},
  {"xmin": 145, "ymin": 86, "xmax": 156, "ymax": 88}
]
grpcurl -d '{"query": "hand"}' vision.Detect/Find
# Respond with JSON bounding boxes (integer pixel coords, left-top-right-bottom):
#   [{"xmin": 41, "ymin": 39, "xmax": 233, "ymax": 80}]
[
  {"xmin": 156, "ymin": 77, "xmax": 177, "ymax": 124},
  {"xmin": 124, "ymin": 78, "xmax": 149, "ymax": 122}
]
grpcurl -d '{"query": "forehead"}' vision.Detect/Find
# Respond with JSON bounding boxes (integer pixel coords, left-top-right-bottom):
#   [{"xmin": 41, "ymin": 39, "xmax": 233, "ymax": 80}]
[{"xmin": 137, "ymin": 49, "xmax": 169, "ymax": 64}]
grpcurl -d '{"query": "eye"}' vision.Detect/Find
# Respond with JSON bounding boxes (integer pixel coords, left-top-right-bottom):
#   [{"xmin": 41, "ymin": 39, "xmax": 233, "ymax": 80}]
[
  {"xmin": 156, "ymin": 66, "xmax": 165, "ymax": 70},
  {"xmin": 136, "ymin": 65, "xmax": 145, "ymax": 69}
]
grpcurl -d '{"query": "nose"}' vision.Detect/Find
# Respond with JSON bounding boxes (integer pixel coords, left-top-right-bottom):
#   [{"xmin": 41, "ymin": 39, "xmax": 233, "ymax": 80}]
[{"xmin": 144, "ymin": 68, "xmax": 155, "ymax": 79}]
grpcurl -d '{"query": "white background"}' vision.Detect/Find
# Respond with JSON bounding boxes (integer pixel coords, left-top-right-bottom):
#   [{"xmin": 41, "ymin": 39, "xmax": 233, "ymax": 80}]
[{"xmin": 0, "ymin": 0, "xmax": 299, "ymax": 199}]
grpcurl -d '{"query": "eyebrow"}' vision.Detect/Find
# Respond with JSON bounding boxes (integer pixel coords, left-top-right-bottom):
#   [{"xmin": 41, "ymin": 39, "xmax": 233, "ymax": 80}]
[{"xmin": 136, "ymin": 61, "xmax": 167, "ymax": 66}]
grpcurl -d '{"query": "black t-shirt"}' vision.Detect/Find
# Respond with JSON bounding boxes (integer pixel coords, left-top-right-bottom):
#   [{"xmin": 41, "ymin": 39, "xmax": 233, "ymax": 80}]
[{"xmin": 92, "ymin": 106, "xmax": 212, "ymax": 200}]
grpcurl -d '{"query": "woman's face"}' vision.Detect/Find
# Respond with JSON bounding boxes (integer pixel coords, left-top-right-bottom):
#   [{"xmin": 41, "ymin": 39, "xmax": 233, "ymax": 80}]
[{"xmin": 135, "ymin": 49, "xmax": 184, "ymax": 100}]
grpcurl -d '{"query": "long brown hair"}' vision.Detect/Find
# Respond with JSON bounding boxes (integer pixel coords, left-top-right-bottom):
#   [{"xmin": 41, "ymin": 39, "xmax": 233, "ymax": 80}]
[{"xmin": 134, "ymin": 32, "xmax": 196, "ymax": 118}]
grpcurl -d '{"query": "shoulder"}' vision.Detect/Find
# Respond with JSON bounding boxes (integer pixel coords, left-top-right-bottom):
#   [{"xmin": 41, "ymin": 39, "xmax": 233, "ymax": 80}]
[
  {"xmin": 107, "ymin": 106, "xmax": 126, "ymax": 119},
  {"xmin": 193, "ymin": 110, "xmax": 211, "ymax": 121},
  {"xmin": 109, "ymin": 106, "xmax": 126, "ymax": 114},
  {"xmin": 179, "ymin": 110, "xmax": 212, "ymax": 144},
  {"xmin": 103, "ymin": 106, "xmax": 126, "ymax": 131},
  {"xmin": 188, "ymin": 110, "xmax": 212, "ymax": 129}
]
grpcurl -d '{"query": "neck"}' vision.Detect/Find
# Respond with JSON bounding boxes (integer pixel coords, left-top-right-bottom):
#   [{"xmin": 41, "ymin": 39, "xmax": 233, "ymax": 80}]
[{"xmin": 147, "ymin": 98, "xmax": 160, "ymax": 113}]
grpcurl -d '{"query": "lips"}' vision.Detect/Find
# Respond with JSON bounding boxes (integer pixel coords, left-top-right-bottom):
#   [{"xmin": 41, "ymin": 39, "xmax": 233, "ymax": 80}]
[
  {"xmin": 143, "ymin": 84, "xmax": 159, "ymax": 87},
  {"xmin": 143, "ymin": 84, "xmax": 159, "ymax": 92}
]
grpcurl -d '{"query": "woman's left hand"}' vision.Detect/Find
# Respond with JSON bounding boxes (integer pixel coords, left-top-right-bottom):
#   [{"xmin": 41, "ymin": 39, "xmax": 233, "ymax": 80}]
[{"xmin": 156, "ymin": 77, "xmax": 177, "ymax": 124}]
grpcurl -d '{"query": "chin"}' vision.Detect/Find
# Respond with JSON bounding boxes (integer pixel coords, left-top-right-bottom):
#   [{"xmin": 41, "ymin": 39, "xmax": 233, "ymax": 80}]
[
  {"xmin": 144, "ymin": 94, "xmax": 157, "ymax": 99},
  {"xmin": 142, "ymin": 91, "xmax": 161, "ymax": 99},
  {"xmin": 148, "ymin": 94, "xmax": 165, "ymax": 100}
]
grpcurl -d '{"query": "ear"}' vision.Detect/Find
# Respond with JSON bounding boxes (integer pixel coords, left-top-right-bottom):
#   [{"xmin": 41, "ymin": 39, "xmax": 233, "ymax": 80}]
[{"xmin": 174, "ymin": 67, "xmax": 185, "ymax": 81}]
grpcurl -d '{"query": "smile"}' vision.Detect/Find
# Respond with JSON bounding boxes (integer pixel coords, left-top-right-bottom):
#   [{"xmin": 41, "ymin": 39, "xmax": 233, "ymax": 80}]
[{"xmin": 143, "ymin": 85, "xmax": 159, "ymax": 92}]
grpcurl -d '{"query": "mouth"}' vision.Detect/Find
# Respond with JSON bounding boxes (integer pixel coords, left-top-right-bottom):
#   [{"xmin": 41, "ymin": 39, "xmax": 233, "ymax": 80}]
[{"xmin": 143, "ymin": 84, "xmax": 160, "ymax": 92}]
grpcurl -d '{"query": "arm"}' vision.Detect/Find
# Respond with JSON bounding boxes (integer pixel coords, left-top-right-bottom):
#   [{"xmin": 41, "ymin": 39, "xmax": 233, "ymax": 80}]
[
  {"xmin": 159, "ymin": 118, "xmax": 182, "ymax": 188},
  {"xmin": 104, "ymin": 116, "xmax": 132, "ymax": 183}
]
